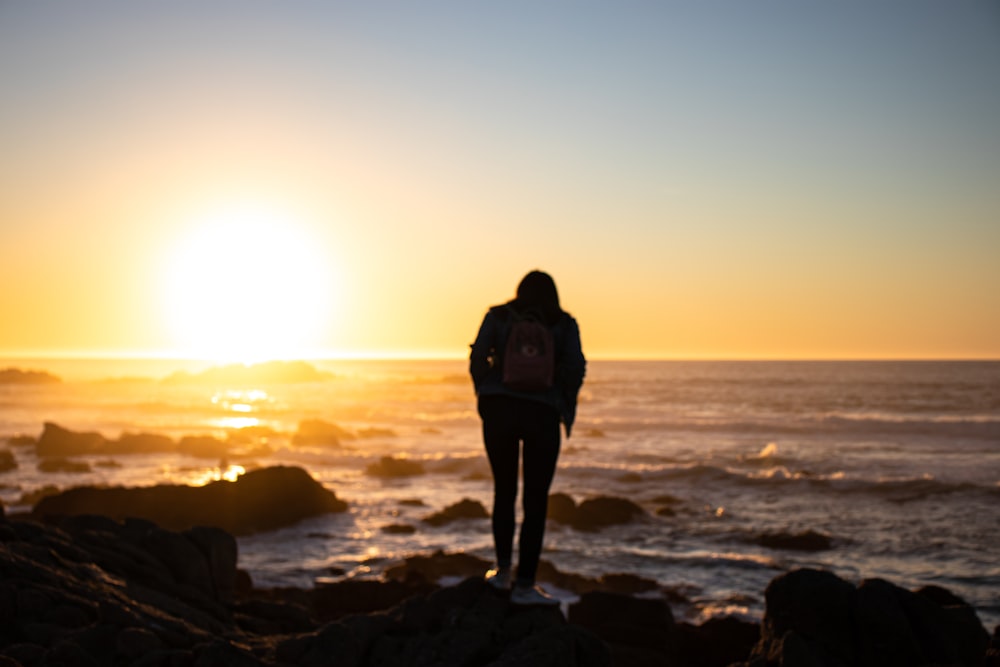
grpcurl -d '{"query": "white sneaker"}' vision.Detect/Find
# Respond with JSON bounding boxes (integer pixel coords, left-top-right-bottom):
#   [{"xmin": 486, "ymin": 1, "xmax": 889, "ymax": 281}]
[
  {"xmin": 510, "ymin": 584, "xmax": 560, "ymax": 606},
  {"xmin": 484, "ymin": 568, "xmax": 511, "ymax": 591}
]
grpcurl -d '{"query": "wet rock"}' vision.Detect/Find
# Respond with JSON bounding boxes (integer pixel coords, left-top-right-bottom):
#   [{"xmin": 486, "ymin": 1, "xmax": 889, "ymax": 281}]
[
  {"xmin": 757, "ymin": 529, "xmax": 833, "ymax": 551},
  {"xmin": 292, "ymin": 418, "xmax": 353, "ymax": 447},
  {"xmin": 741, "ymin": 567, "xmax": 991, "ymax": 667},
  {"xmin": 381, "ymin": 523, "xmax": 416, "ymax": 535},
  {"xmin": 32, "ymin": 465, "xmax": 348, "ymax": 535},
  {"xmin": 547, "ymin": 492, "xmax": 578, "ymax": 524},
  {"xmin": 0, "ymin": 368, "xmax": 60, "ymax": 384},
  {"xmin": 422, "ymin": 498, "xmax": 489, "ymax": 526},
  {"xmin": 569, "ymin": 496, "xmax": 646, "ymax": 531},
  {"xmin": 6, "ymin": 434, "xmax": 36, "ymax": 448},
  {"xmin": 365, "ymin": 455, "xmax": 425, "ymax": 478},
  {"xmin": 548, "ymin": 493, "xmax": 647, "ymax": 531},
  {"xmin": 0, "ymin": 450, "xmax": 15, "ymax": 473},
  {"xmin": 675, "ymin": 617, "xmax": 759, "ymax": 667},
  {"xmin": 112, "ymin": 431, "xmax": 176, "ymax": 454},
  {"xmin": 177, "ymin": 434, "xmax": 228, "ymax": 459},
  {"xmin": 37, "ymin": 457, "xmax": 92, "ymax": 473},
  {"xmin": 569, "ymin": 590, "xmax": 675, "ymax": 665},
  {"xmin": 36, "ymin": 422, "xmax": 106, "ymax": 457}
]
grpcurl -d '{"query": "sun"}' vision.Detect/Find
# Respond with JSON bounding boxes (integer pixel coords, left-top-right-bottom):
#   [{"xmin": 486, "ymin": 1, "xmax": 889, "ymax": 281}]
[{"xmin": 162, "ymin": 201, "xmax": 336, "ymax": 363}]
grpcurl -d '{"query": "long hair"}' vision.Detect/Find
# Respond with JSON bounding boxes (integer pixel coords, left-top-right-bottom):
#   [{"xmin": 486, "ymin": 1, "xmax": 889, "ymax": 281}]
[{"xmin": 511, "ymin": 270, "xmax": 563, "ymax": 325}]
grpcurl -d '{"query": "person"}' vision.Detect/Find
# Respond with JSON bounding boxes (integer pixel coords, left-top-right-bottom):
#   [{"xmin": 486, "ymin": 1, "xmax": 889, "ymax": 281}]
[{"xmin": 469, "ymin": 270, "xmax": 586, "ymax": 606}]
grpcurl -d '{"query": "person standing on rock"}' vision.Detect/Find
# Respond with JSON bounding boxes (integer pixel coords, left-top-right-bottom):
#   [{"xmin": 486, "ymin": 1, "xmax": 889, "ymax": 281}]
[{"xmin": 469, "ymin": 270, "xmax": 586, "ymax": 605}]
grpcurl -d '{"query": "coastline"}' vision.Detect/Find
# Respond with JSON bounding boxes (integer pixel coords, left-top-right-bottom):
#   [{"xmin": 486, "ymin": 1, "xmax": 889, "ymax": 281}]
[{"xmin": 2, "ymin": 496, "xmax": 995, "ymax": 667}]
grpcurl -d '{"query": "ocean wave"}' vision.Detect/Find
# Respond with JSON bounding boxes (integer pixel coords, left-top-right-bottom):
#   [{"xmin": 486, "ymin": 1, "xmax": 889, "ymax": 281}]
[{"xmin": 579, "ymin": 414, "xmax": 1000, "ymax": 440}]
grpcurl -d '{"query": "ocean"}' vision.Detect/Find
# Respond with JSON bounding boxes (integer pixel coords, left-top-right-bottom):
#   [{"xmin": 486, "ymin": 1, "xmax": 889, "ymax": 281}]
[{"xmin": 1, "ymin": 358, "xmax": 998, "ymax": 629}]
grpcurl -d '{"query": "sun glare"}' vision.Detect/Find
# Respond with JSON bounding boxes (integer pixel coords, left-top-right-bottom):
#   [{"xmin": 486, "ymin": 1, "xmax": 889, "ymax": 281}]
[{"xmin": 162, "ymin": 202, "xmax": 336, "ymax": 363}]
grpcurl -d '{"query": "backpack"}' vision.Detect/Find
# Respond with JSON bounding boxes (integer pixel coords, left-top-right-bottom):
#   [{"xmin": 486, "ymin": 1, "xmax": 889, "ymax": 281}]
[{"xmin": 502, "ymin": 308, "xmax": 555, "ymax": 391}]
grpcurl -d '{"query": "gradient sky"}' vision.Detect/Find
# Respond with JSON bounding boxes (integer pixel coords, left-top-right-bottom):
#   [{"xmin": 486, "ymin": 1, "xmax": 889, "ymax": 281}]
[{"xmin": 2, "ymin": 1, "xmax": 998, "ymax": 360}]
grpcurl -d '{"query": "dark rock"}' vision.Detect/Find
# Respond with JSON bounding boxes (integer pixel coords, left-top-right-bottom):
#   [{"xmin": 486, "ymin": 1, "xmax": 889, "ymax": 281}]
[
  {"xmin": 547, "ymin": 492, "xmax": 578, "ymax": 524},
  {"xmin": 36, "ymin": 422, "xmax": 106, "ymax": 457},
  {"xmin": 17, "ymin": 485, "xmax": 60, "ymax": 506},
  {"xmin": 753, "ymin": 568, "xmax": 857, "ymax": 665},
  {"xmin": 422, "ymin": 498, "xmax": 489, "ymax": 526},
  {"xmin": 113, "ymin": 431, "xmax": 176, "ymax": 454},
  {"xmin": 0, "ymin": 449, "xmax": 16, "ymax": 473},
  {"xmin": 598, "ymin": 572, "xmax": 659, "ymax": 595},
  {"xmin": 365, "ymin": 455, "xmax": 425, "ymax": 477},
  {"xmin": 37, "ymin": 457, "xmax": 92, "ymax": 474},
  {"xmin": 381, "ymin": 523, "xmax": 416, "ymax": 534},
  {"xmin": 292, "ymin": 418, "xmax": 352, "ymax": 447},
  {"xmin": 32, "ymin": 465, "xmax": 348, "ymax": 535},
  {"xmin": 0, "ymin": 368, "xmax": 60, "ymax": 384},
  {"xmin": 6, "ymin": 434, "xmax": 36, "ymax": 448},
  {"xmin": 675, "ymin": 617, "xmax": 759, "ymax": 667},
  {"xmin": 312, "ymin": 578, "xmax": 432, "ymax": 622},
  {"xmin": 116, "ymin": 627, "xmax": 165, "ymax": 659},
  {"xmin": 177, "ymin": 434, "xmax": 228, "ymax": 459},
  {"xmin": 570, "ymin": 496, "xmax": 646, "ymax": 531},
  {"xmin": 185, "ymin": 526, "xmax": 238, "ymax": 603},
  {"xmin": 569, "ymin": 591, "xmax": 674, "ymax": 665},
  {"xmin": 384, "ymin": 550, "xmax": 494, "ymax": 584},
  {"xmin": 747, "ymin": 568, "xmax": 991, "ymax": 667},
  {"xmin": 357, "ymin": 427, "xmax": 396, "ymax": 438},
  {"xmin": 757, "ymin": 529, "xmax": 833, "ymax": 551}
]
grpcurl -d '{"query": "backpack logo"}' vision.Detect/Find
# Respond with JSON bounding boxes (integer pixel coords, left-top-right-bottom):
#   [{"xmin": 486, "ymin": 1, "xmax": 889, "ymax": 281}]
[{"xmin": 502, "ymin": 311, "xmax": 555, "ymax": 391}]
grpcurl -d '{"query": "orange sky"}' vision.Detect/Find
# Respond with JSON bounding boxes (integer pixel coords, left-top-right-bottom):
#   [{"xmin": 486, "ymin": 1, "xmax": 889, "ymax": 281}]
[{"xmin": 1, "ymin": 3, "xmax": 998, "ymax": 361}]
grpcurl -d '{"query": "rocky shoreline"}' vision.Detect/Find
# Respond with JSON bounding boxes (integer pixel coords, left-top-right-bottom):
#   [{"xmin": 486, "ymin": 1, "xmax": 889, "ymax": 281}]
[{"xmin": 1, "ymin": 465, "xmax": 996, "ymax": 666}]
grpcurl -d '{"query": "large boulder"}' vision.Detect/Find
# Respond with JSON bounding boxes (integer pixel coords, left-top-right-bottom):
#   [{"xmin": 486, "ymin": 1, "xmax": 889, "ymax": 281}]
[
  {"xmin": 32, "ymin": 465, "xmax": 348, "ymax": 535},
  {"xmin": 570, "ymin": 496, "xmax": 646, "ymax": 532},
  {"xmin": 745, "ymin": 568, "xmax": 991, "ymax": 667},
  {"xmin": 36, "ymin": 422, "xmax": 107, "ymax": 457},
  {"xmin": 0, "ymin": 448, "xmax": 16, "ymax": 473},
  {"xmin": 569, "ymin": 590, "xmax": 675, "ymax": 665}
]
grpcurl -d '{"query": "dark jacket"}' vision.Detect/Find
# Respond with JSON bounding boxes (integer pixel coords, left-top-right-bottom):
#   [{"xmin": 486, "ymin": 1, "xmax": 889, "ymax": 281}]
[{"xmin": 469, "ymin": 303, "xmax": 586, "ymax": 436}]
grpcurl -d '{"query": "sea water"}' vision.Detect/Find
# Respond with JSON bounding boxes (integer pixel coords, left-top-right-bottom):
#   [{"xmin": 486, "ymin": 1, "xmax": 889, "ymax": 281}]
[{"xmin": 1, "ymin": 359, "xmax": 998, "ymax": 628}]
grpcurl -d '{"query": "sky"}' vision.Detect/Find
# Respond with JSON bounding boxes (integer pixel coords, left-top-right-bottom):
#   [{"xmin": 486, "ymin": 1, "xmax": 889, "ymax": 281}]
[{"xmin": 1, "ymin": 1, "xmax": 999, "ymax": 361}]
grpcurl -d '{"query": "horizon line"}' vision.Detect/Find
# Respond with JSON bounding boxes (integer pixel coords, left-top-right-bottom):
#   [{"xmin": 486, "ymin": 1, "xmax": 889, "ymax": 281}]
[{"xmin": 0, "ymin": 349, "xmax": 997, "ymax": 364}]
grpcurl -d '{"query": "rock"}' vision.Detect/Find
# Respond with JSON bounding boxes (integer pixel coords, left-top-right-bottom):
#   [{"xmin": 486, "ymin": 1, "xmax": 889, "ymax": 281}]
[
  {"xmin": 0, "ymin": 368, "xmax": 60, "ymax": 384},
  {"xmin": 381, "ymin": 523, "xmax": 416, "ymax": 535},
  {"xmin": 383, "ymin": 550, "xmax": 494, "ymax": 583},
  {"xmin": 36, "ymin": 422, "xmax": 107, "ymax": 457},
  {"xmin": 675, "ymin": 617, "xmax": 759, "ymax": 667},
  {"xmin": 365, "ymin": 455, "xmax": 425, "ymax": 478},
  {"xmin": 757, "ymin": 529, "xmax": 833, "ymax": 551},
  {"xmin": 569, "ymin": 496, "xmax": 646, "ymax": 531},
  {"xmin": 6, "ymin": 434, "xmax": 36, "ymax": 448},
  {"xmin": 547, "ymin": 492, "xmax": 578, "ymax": 524},
  {"xmin": 422, "ymin": 498, "xmax": 489, "ymax": 526},
  {"xmin": 112, "ymin": 431, "xmax": 176, "ymax": 454},
  {"xmin": 32, "ymin": 465, "xmax": 348, "ymax": 535},
  {"xmin": 0, "ymin": 449, "xmax": 15, "ymax": 473},
  {"xmin": 292, "ymin": 418, "xmax": 353, "ymax": 447},
  {"xmin": 357, "ymin": 427, "xmax": 396, "ymax": 438},
  {"xmin": 569, "ymin": 590, "xmax": 675, "ymax": 665},
  {"xmin": 177, "ymin": 434, "xmax": 228, "ymax": 459},
  {"xmin": 745, "ymin": 568, "xmax": 991, "ymax": 667},
  {"xmin": 37, "ymin": 457, "xmax": 92, "ymax": 473},
  {"xmin": 3, "ymin": 514, "xmax": 988, "ymax": 667},
  {"xmin": 548, "ymin": 493, "xmax": 647, "ymax": 531}
]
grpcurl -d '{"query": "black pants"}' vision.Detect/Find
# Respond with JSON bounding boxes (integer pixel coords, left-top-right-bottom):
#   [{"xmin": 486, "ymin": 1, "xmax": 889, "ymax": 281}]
[{"xmin": 478, "ymin": 394, "xmax": 561, "ymax": 586}]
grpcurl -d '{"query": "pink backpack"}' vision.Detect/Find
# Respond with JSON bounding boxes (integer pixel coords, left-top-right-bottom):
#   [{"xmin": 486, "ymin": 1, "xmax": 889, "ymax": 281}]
[{"xmin": 502, "ymin": 310, "xmax": 555, "ymax": 391}]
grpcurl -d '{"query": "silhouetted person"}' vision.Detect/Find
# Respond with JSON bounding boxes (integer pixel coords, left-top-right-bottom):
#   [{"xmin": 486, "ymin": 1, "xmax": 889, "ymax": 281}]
[{"xmin": 469, "ymin": 270, "xmax": 586, "ymax": 605}]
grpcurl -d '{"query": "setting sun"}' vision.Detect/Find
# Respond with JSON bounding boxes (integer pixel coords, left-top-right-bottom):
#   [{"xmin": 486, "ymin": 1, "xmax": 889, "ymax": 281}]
[{"xmin": 161, "ymin": 201, "xmax": 336, "ymax": 362}]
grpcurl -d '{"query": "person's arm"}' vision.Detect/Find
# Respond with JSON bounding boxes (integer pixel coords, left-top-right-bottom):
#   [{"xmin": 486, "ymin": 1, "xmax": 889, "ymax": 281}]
[
  {"xmin": 559, "ymin": 316, "xmax": 586, "ymax": 396},
  {"xmin": 469, "ymin": 309, "xmax": 500, "ymax": 392}
]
